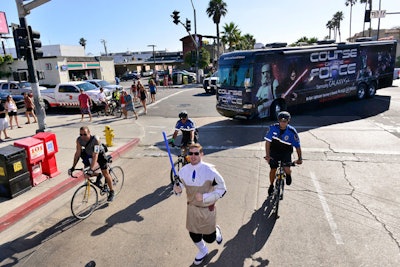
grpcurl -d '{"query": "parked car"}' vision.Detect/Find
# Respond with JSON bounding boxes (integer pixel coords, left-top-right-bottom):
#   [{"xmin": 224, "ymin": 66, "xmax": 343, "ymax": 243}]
[
  {"xmin": 203, "ymin": 71, "xmax": 219, "ymax": 94},
  {"xmin": 172, "ymin": 70, "xmax": 196, "ymax": 84},
  {"xmin": 141, "ymin": 69, "xmax": 154, "ymax": 77},
  {"xmin": 86, "ymin": 79, "xmax": 123, "ymax": 92},
  {"xmin": 394, "ymin": 68, "xmax": 400, "ymax": 80},
  {"xmin": 0, "ymin": 91, "xmax": 25, "ymax": 109},
  {"xmin": 0, "ymin": 81, "xmax": 47, "ymax": 95},
  {"xmin": 120, "ymin": 72, "xmax": 140, "ymax": 81}
]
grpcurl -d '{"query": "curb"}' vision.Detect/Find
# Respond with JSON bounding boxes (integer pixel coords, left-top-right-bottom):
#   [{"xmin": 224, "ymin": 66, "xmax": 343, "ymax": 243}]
[{"xmin": 0, "ymin": 138, "xmax": 140, "ymax": 233}]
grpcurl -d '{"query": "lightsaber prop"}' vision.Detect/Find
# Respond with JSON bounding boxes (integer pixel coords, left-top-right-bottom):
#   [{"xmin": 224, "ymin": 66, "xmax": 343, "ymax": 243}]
[
  {"xmin": 162, "ymin": 131, "xmax": 179, "ymax": 184},
  {"xmin": 282, "ymin": 68, "xmax": 308, "ymax": 99}
]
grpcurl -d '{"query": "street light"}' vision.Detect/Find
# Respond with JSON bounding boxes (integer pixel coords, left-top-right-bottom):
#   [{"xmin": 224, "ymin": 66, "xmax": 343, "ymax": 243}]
[
  {"xmin": 148, "ymin": 44, "xmax": 156, "ymax": 71},
  {"xmin": 190, "ymin": 0, "xmax": 199, "ymax": 82}
]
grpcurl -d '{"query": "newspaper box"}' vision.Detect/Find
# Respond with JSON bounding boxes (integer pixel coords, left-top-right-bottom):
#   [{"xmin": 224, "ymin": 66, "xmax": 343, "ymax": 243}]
[
  {"xmin": 14, "ymin": 137, "xmax": 47, "ymax": 186},
  {"xmin": 0, "ymin": 145, "xmax": 31, "ymax": 198},
  {"xmin": 33, "ymin": 132, "xmax": 60, "ymax": 178}
]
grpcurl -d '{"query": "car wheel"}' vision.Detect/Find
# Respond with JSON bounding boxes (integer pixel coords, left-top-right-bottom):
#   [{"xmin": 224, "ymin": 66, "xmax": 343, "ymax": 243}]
[
  {"xmin": 366, "ymin": 82, "xmax": 377, "ymax": 98},
  {"xmin": 356, "ymin": 83, "xmax": 367, "ymax": 100}
]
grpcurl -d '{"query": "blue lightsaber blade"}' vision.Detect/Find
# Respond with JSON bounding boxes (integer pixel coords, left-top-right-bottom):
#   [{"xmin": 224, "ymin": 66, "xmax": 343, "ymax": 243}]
[{"xmin": 162, "ymin": 131, "xmax": 177, "ymax": 177}]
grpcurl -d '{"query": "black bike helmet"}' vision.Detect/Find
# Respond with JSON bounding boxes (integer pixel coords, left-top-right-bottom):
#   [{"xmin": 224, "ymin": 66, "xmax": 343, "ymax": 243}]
[
  {"xmin": 179, "ymin": 111, "xmax": 188, "ymax": 119},
  {"xmin": 277, "ymin": 111, "xmax": 291, "ymax": 121}
]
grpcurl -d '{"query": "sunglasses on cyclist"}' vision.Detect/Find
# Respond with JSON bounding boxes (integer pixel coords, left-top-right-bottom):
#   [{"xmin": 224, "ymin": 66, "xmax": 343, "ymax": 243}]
[
  {"xmin": 188, "ymin": 151, "xmax": 200, "ymax": 156},
  {"xmin": 80, "ymin": 133, "xmax": 88, "ymax": 136}
]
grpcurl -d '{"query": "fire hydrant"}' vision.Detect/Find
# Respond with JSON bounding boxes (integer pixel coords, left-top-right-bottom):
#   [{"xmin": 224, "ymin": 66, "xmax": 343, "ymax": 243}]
[{"xmin": 103, "ymin": 125, "xmax": 115, "ymax": 147}]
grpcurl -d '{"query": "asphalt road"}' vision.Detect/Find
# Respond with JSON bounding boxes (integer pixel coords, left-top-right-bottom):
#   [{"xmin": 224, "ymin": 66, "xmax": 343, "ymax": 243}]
[{"xmin": 1, "ymin": 82, "xmax": 400, "ymax": 266}]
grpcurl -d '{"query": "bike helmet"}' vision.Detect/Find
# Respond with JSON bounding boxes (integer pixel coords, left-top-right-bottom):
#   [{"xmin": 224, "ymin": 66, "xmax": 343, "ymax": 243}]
[
  {"xmin": 277, "ymin": 111, "xmax": 291, "ymax": 121},
  {"xmin": 179, "ymin": 111, "xmax": 188, "ymax": 119}
]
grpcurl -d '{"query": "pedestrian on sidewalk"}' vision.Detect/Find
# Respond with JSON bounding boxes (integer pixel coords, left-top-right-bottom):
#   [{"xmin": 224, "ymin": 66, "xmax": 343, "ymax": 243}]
[
  {"xmin": 69, "ymin": 126, "xmax": 115, "ymax": 202},
  {"xmin": 121, "ymin": 90, "xmax": 138, "ymax": 119},
  {"xmin": 173, "ymin": 143, "xmax": 227, "ymax": 265},
  {"xmin": 23, "ymin": 92, "xmax": 37, "ymax": 124},
  {"xmin": 137, "ymin": 80, "xmax": 148, "ymax": 114},
  {"xmin": 78, "ymin": 89, "xmax": 93, "ymax": 122},
  {"xmin": 149, "ymin": 79, "xmax": 157, "ymax": 103},
  {"xmin": 130, "ymin": 80, "xmax": 138, "ymax": 102},
  {"xmin": 5, "ymin": 95, "xmax": 22, "ymax": 130},
  {"xmin": 0, "ymin": 100, "xmax": 11, "ymax": 141}
]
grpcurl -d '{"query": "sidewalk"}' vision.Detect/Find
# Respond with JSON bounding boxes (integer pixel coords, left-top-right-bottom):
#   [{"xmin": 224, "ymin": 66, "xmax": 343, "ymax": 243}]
[{"xmin": 0, "ymin": 110, "xmax": 141, "ymax": 233}]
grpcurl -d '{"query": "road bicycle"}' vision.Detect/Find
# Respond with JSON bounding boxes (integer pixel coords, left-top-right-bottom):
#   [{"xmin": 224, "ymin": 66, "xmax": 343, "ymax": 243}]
[
  {"xmin": 169, "ymin": 144, "xmax": 190, "ymax": 185},
  {"xmin": 270, "ymin": 161, "xmax": 295, "ymax": 220},
  {"xmin": 70, "ymin": 155, "xmax": 124, "ymax": 219},
  {"xmin": 108, "ymin": 99, "xmax": 123, "ymax": 118}
]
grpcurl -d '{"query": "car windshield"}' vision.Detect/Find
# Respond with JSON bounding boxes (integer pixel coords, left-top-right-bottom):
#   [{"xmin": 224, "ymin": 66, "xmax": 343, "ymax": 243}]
[
  {"xmin": 77, "ymin": 82, "xmax": 97, "ymax": 91},
  {"xmin": 97, "ymin": 80, "xmax": 110, "ymax": 87},
  {"xmin": 19, "ymin": 82, "xmax": 31, "ymax": 88}
]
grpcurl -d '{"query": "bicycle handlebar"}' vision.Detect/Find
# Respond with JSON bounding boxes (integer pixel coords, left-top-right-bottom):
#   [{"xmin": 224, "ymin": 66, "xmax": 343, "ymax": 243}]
[{"xmin": 69, "ymin": 167, "xmax": 91, "ymax": 178}]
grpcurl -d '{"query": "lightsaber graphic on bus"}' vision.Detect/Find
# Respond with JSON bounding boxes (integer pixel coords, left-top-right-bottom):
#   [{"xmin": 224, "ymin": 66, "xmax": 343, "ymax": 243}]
[{"xmin": 282, "ymin": 68, "xmax": 308, "ymax": 99}]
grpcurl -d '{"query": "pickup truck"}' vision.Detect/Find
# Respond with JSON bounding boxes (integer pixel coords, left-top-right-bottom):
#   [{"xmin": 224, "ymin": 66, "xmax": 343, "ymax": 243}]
[
  {"xmin": 0, "ymin": 81, "xmax": 47, "ymax": 95},
  {"xmin": 202, "ymin": 71, "xmax": 219, "ymax": 94},
  {"xmin": 41, "ymin": 81, "xmax": 112, "ymax": 110}
]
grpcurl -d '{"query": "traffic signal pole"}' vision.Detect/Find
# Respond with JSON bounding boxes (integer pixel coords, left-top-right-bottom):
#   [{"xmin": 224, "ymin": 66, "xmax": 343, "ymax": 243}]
[{"xmin": 15, "ymin": 0, "xmax": 48, "ymax": 132}]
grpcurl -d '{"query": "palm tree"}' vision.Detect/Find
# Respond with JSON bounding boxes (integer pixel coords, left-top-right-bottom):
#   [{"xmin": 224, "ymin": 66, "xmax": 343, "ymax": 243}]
[
  {"xmin": 206, "ymin": 0, "xmax": 228, "ymax": 58},
  {"xmin": 221, "ymin": 22, "xmax": 241, "ymax": 51},
  {"xmin": 345, "ymin": 0, "xmax": 357, "ymax": 40},
  {"xmin": 79, "ymin": 38, "xmax": 87, "ymax": 50},
  {"xmin": 326, "ymin": 20, "xmax": 335, "ymax": 39},
  {"xmin": 237, "ymin": 34, "xmax": 256, "ymax": 50},
  {"xmin": 333, "ymin": 11, "xmax": 344, "ymax": 42}
]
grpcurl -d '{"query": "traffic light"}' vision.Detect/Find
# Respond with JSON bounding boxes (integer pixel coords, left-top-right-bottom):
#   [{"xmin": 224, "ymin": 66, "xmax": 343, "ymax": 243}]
[
  {"xmin": 28, "ymin": 26, "xmax": 43, "ymax": 60},
  {"xmin": 172, "ymin": 10, "xmax": 180, "ymax": 25},
  {"xmin": 13, "ymin": 27, "xmax": 28, "ymax": 59},
  {"xmin": 186, "ymin": 19, "xmax": 191, "ymax": 32}
]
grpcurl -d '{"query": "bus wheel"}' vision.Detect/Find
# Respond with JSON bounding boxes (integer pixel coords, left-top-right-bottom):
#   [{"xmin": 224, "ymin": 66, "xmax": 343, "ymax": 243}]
[
  {"xmin": 366, "ymin": 82, "xmax": 377, "ymax": 98},
  {"xmin": 270, "ymin": 101, "xmax": 286, "ymax": 120},
  {"xmin": 356, "ymin": 83, "xmax": 367, "ymax": 100}
]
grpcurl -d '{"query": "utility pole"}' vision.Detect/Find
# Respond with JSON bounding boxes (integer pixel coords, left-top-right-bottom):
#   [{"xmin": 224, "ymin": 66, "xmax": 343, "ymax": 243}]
[
  {"xmin": 190, "ymin": 0, "xmax": 199, "ymax": 83},
  {"xmin": 148, "ymin": 44, "xmax": 156, "ymax": 70},
  {"xmin": 15, "ymin": 0, "xmax": 50, "ymax": 132}
]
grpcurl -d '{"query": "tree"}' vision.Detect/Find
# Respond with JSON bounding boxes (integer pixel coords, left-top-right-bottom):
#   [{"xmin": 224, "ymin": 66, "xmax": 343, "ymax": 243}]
[
  {"xmin": 345, "ymin": 0, "xmax": 357, "ymax": 39},
  {"xmin": 184, "ymin": 48, "xmax": 210, "ymax": 69},
  {"xmin": 221, "ymin": 22, "xmax": 241, "ymax": 51},
  {"xmin": 0, "ymin": 54, "xmax": 13, "ymax": 78},
  {"xmin": 206, "ymin": 0, "xmax": 228, "ymax": 59},
  {"xmin": 237, "ymin": 34, "xmax": 256, "ymax": 50},
  {"xmin": 326, "ymin": 20, "xmax": 335, "ymax": 39},
  {"xmin": 79, "ymin": 38, "xmax": 87, "ymax": 50},
  {"xmin": 332, "ymin": 11, "xmax": 344, "ymax": 42}
]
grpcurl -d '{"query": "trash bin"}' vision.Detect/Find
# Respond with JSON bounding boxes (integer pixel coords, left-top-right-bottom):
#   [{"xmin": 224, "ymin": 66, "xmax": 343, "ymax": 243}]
[
  {"xmin": 34, "ymin": 132, "xmax": 60, "ymax": 178},
  {"xmin": 14, "ymin": 137, "xmax": 47, "ymax": 186},
  {"xmin": 0, "ymin": 145, "xmax": 31, "ymax": 198},
  {"xmin": 183, "ymin": 75, "xmax": 188, "ymax": 84}
]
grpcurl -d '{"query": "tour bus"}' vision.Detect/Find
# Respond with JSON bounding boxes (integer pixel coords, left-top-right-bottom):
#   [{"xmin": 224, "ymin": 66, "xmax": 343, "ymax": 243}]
[{"xmin": 216, "ymin": 40, "xmax": 397, "ymax": 120}]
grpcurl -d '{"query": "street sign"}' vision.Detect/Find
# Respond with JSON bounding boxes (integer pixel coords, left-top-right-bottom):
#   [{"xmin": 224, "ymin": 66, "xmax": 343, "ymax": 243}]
[{"xmin": 370, "ymin": 10, "xmax": 386, "ymax": 19}]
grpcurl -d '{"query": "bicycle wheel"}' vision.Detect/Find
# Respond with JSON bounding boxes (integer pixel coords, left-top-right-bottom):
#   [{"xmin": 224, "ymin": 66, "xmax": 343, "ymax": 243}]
[
  {"xmin": 170, "ymin": 159, "xmax": 183, "ymax": 185},
  {"xmin": 274, "ymin": 179, "xmax": 282, "ymax": 220},
  {"xmin": 109, "ymin": 166, "xmax": 124, "ymax": 196},
  {"xmin": 71, "ymin": 184, "xmax": 98, "ymax": 220}
]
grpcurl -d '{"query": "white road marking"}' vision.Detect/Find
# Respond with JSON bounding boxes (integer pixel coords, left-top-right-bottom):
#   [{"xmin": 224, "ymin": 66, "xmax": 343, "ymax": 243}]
[{"xmin": 310, "ymin": 171, "xmax": 344, "ymax": 245}]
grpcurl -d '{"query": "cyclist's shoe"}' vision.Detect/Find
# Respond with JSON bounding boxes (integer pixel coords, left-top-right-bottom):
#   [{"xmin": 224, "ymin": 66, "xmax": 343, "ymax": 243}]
[
  {"xmin": 107, "ymin": 190, "xmax": 115, "ymax": 202},
  {"xmin": 286, "ymin": 174, "xmax": 292, "ymax": 185},
  {"xmin": 268, "ymin": 184, "xmax": 274, "ymax": 196},
  {"xmin": 216, "ymin": 225, "xmax": 223, "ymax": 245},
  {"xmin": 95, "ymin": 173, "xmax": 103, "ymax": 188}
]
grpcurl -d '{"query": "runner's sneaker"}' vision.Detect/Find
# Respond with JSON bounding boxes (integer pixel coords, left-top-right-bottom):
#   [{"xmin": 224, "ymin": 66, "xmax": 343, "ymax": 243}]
[
  {"xmin": 286, "ymin": 174, "xmax": 292, "ymax": 185},
  {"xmin": 216, "ymin": 225, "xmax": 223, "ymax": 245}
]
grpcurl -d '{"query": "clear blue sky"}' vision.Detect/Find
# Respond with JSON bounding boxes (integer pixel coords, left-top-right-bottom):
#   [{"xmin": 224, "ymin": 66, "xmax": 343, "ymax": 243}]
[{"xmin": 1, "ymin": 0, "xmax": 399, "ymax": 56}]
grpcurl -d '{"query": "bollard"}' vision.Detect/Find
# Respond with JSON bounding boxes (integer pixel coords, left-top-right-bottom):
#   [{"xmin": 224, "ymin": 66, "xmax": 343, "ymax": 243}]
[{"xmin": 103, "ymin": 125, "xmax": 115, "ymax": 147}]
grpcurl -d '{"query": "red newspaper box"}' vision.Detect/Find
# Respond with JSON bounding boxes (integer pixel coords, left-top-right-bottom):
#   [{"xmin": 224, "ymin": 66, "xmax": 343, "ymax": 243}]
[
  {"xmin": 33, "ymin": 132, "xmax": 60, "ymax": 178},
  {"xmin": 14, "ymin": 137, "xmax": 47, "ymax": 186}
]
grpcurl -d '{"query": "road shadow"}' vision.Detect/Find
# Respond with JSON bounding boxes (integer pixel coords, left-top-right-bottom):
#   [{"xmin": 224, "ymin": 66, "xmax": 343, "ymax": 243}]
[
  {"xmin": 207, "ymin": 198, "xmax": 276, "ymax": 266},
  {"xmin": 0, "ymin": 217, "xmax": 81, "ymax": 266},
  {"xmin": 91, "ymin": 185, "xmax": 172, "ymax": 236}
]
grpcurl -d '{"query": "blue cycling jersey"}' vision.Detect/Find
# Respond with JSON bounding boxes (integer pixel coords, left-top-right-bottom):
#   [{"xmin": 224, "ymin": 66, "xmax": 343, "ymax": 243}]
[
  {"xmin": 175, "ymin": 118, "xmax": 196, "ymax": 132},
  {"xmin": 264, "ymin": 123, "xmax": 300, "ymax": 155}
]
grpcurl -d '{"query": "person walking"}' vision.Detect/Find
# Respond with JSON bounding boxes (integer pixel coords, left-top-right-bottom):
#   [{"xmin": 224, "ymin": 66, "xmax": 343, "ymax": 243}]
[
  {"xmin": 78, "ymin": 89, "xmax": 93, "ymax": 122},
  {"xmin": 173, "ymin": 143, "xmax": 227, "ymax": 265},
  {"xmin": 5, "ymin": 95, "xmax": 22, "ymax": 130},
  {"xmin": 130, "ymin": 80, "xmax": 138, "ymax": 102},
  {"xmin": 137, "ymin": 80, "xmax": 148, "ymax": 114},
  {"xmin": 148, "ymin": 79, "xmax": 157, "ymax": 103},
  {"xmin": 23, "ymin": 92, "xmax": 37, "ymax": 124},
  {"xmin": 121, "ymin": 90, "xmax": 138, "ymax": 119},
  {"xmin": 264, "ymin": 111, "xmax": 303, "ymax": 196},
  {"xmin": 0, "ymin": 100, "xmax": 11, "ymax": 142}
]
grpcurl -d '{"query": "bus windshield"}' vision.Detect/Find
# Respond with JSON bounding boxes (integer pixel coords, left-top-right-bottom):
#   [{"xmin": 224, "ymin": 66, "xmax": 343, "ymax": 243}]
[{"xmin": 219, "ymin": 64, "xmax": 253, "ymax": 89}]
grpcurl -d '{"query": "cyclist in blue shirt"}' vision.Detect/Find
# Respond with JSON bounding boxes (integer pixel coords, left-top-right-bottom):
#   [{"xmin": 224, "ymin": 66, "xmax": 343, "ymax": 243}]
[
  {"xmin": 169, "ymin": 111, "xmax": 198, "ymax": 147},
  {"xmin": 264, "ymin": 111, "xmax": 303, "ymax": 196}
]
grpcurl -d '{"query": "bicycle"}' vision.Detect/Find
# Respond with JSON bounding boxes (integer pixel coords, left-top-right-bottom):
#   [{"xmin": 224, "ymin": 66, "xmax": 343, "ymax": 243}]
[
  {"xmin": 108, "ymin": 99, "xmax": 123, "ymax": 118},
  {"xmin": 169, "ymin": 143, "xmax": 190, "ymax": 185},
  {"xmin": 69, "ymin": 155, "xmax": 124, "ymax": 220},
  {"xmin": 270, "ymin": 161, "xmax": 295, "ymax": 220}
]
